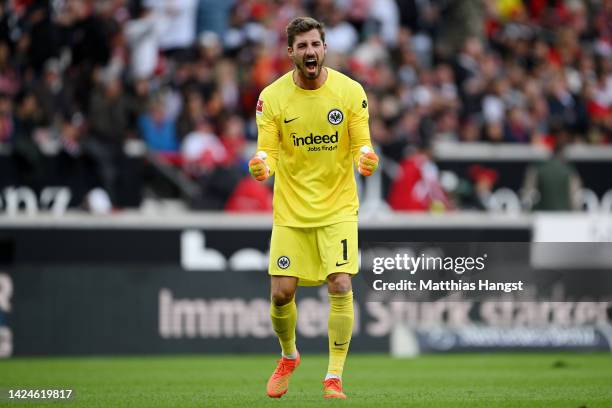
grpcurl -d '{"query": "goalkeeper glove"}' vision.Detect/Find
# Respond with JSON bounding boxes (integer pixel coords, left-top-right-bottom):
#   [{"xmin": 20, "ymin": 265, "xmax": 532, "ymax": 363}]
[
  {"xmin": 248, "ymin": 151, "xmax": 270, "ymax": 181},
  {"xmin": 358, "ymin": 146, "xmax": 379, "ymax": 176}
]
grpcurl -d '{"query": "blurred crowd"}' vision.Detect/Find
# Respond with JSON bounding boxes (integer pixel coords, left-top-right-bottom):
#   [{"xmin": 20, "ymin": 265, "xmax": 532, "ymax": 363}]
[{"xmin": 0, "ymin": 0, "xmax": 610, "ymax": 211}]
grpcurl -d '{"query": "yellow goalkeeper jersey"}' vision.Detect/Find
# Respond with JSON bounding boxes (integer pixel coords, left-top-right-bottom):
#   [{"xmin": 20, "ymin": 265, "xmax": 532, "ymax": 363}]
[{"xmin": 255, "ymin": 68, "xmax": 373, "ymax": 227}]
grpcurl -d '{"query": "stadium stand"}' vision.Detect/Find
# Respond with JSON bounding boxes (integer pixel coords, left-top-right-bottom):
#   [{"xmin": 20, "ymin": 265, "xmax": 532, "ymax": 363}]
[{"xmin": 0, "ymin": 0, "xmax": 610, "ymax": 214}]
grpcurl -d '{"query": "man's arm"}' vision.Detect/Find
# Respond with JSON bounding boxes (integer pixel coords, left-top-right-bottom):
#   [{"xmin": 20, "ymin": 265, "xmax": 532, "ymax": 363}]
[
  {"xmin": 348, "ymin": 84, "xmax": 378, "ymax": 176},
  {"xmin": 250, "ymin": 94, "xmax": 280, "ymax": 181}
]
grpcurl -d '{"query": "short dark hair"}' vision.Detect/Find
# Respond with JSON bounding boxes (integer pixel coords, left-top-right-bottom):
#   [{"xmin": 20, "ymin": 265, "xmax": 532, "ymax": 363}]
[{"xmin": 286, "ymin": 17, "xmax": 325, "ymax": 48}]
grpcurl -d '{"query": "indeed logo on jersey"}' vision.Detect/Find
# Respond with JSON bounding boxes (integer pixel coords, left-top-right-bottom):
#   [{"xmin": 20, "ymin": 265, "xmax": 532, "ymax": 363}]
[{"xmin": 291, "ymin": 131, "xmax": 339, "ymax": 151}]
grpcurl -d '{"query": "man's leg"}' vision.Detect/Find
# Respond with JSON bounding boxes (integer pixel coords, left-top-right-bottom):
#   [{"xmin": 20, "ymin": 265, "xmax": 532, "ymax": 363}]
[
  {"xmin": 324, "ymin": 272, "xmax": 353, "ymax": 399},
  {"xmin": 270, "ymin": 276, "xmax": 299, "ymax": 358},
  {"xmin": 267, "ymin": 275, "xmax": 300, "ymax": 398}
]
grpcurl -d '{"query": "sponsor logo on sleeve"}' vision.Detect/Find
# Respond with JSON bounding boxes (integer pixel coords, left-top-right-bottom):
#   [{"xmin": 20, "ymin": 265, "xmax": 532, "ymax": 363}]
[{"xmin": 256, "ymin": 99, "xmax": 264, "ymax": 115}]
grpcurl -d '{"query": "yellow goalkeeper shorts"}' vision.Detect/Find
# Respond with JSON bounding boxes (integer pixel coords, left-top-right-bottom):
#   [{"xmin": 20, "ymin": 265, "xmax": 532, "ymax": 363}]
[{"xmin": 268, "ymin": 221, "xmax": 358, "ymax": 286}]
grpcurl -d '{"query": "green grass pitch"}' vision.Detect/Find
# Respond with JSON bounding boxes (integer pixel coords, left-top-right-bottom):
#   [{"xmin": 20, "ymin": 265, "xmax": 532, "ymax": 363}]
[{"xmin": 1, "ymin": 353, "xmax": 611, "ymax": 407}]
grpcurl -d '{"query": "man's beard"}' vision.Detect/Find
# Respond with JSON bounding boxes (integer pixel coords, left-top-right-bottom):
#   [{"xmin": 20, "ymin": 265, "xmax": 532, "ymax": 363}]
[{"xmin": 296, "ymin": 56, "xmax": 324, "ymax": 80}]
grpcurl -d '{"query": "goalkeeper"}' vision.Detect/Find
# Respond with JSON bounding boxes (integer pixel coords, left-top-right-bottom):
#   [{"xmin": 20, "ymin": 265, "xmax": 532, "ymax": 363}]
[{"xmin": 249, "ymin": 17, "xmax": 379, "ymax": 400}]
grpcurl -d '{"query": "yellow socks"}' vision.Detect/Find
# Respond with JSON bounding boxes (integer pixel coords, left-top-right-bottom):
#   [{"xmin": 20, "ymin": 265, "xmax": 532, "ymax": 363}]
[
  {"xmin": 327, "ymin": 291, "xmax": 354, "ymax": 377},
  {"xmin": 270, "ymin": 299, "xmax": 297, "ymax": 357},
  {"xmin": 270, "ymin": 292, "xmax": 354, "ymax": 374}
]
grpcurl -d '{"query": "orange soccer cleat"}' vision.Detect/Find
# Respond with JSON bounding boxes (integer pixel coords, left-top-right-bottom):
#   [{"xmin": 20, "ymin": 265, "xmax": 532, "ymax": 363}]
[
  {"xmin": 266, "ymin": 352, "xmax": 300, "ymax": 398},
  {"xmin": 323, "ymin": 378, "xmax": 346, "ymax": 399}
]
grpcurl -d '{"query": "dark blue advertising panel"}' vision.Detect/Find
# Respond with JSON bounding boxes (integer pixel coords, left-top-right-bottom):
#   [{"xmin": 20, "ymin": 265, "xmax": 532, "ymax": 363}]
[{"xmin": 0, "ymin": 224, "xmax": 610, "ymax": 357}]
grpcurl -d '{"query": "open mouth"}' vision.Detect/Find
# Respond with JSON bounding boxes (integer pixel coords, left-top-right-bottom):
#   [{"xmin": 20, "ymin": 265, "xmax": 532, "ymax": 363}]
[{"xmin": 304, "ymin": 58, "xmax": 317, "ymax": 71}]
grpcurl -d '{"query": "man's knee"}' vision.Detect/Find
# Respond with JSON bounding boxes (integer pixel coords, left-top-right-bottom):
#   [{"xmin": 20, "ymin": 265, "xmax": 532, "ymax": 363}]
[
  {"xmin": 270, "ymin": 276, "xmax": 298, "ymax": 306},
  {"xmin": 271, "ymin": 287, "xmax": 296, "ymax": 306},
  {"xmin": 271, "ymin": 290, "xmax": 294, "ymax": 306},
  {"xmin": 327, "ymin": 273, "xmax": 352, "ymax": 294}
]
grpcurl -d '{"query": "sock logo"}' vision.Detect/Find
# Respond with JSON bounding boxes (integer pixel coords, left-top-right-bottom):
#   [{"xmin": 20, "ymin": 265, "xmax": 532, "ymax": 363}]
[
  {"xmin": 277, "ymin": 256, "xmax": 290, "ymax": 269},
  {"xmin": 333, "ymin": 340, "xmax": 349, "ymax": 347}
]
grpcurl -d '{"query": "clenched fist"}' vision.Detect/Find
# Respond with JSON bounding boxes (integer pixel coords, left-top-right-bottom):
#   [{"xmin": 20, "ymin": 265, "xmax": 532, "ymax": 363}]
[
  {"xmin": 358, "ymin": 146, "xmax": 379, "ymax": 177},
  {"xmin": 249, "ymin": 151, "xmax": 270, "ymax": 181}
]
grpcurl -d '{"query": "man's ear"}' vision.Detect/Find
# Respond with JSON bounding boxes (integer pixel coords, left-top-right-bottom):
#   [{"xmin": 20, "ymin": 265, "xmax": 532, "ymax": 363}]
[{"xmin": 287, "ymin": 46, "xmax": 293, "ymax": 58}]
